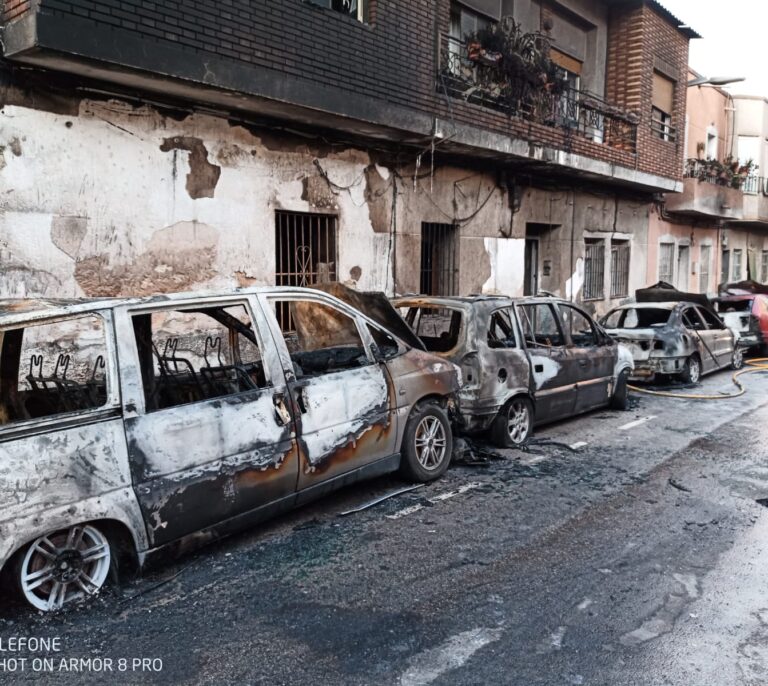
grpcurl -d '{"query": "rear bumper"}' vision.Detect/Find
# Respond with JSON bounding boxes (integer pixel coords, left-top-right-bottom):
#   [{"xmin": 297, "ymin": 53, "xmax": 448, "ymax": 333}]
[{"xmin": 630, "ymin": 355, "xmax": 687, "ymax": 379}]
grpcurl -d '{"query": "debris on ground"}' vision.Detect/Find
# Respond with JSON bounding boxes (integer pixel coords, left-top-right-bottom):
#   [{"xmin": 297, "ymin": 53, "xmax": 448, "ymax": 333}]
[
  {"xmin": 668, "ymin": 478, "xmax": 692, "ymax": 493},
  {"xmin": 338, "ymin": 484, "xmax": 424, "ymax": 516}
]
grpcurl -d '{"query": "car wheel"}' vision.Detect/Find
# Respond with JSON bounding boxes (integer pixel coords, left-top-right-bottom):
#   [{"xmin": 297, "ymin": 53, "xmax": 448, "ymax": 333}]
[
  {"xmin": 610, "ymin": 369, "xmax": 630, "ymax": 410},
  {"xmin": 491, "ymin": 396, "xmax": 533, "ymax": 448},
  {"xmin": 16, "ymin": 524, "xmax": 112, "ymax": 612},
  {"xmin": 399, "ymin": 402, "xmax": 453, "ymax": 483},
  {"xmin": 731, "ymin": 347, "xmax": 745, "ymax": 370},
  {"xmin": 679, "ymin": 355, "xmax": 701, "ymax": 384}
]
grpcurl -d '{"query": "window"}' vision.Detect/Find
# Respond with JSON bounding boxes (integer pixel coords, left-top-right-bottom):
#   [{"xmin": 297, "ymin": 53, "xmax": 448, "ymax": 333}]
[
  {"xmin": 367, "ymin": 325, "xmax": 399, "ymax": 359},
  {"xmin": 132, "ymin": 304, "xmax": 266, "ymax": 412},
  {"xmin": 273, "ymin": 299, "xmax": 369, "ymax": 378},
  {"xmin": 697, "ymin": 306, "xmax": 725, "ymax": 330},
  {"xmin": 308, "ymin": 0, "xmax": 367, "ymax": 22},
  {"xmin": 610, "ymin": 240, "xmax": 630, "ymax": 298},
  {"xmin": 721, "ymin": 249, "xmax": 731, "ymax": 285},
  {"xmin": 677, "ymin": 245, "xmax": 690, "ymax": 291},
  {"xmin": 584, "ymin": 239, "xmax": 605, "ymax": 300},
  {"xmin": 659, "ymin": 242, "xmax": 675, "ymax": 284},
  {"xmin": 421, "ymin": 222, "xmax": 459, "ymax": 296},
  {"xmin": 732, "ymin": 248, "xmax": 743, "ymax": 281},
  {"xmin": 700, "ymin": 245, "xmax": 711, "ymax": 294},
  {"xmin": 449, "ymin": 2, "xmax": 492, "ymax": 41},
  {"xmin": 0, "ymin": 315, "xmax": 109, "ymax": 425},
  {"xmin": 275, "ymin": 211, "xmax": 337, "ymax": 330},
  {"xmin": 681, "ymin": 307, "xmax": 705, "ymax": 330},
  {"xmin": 487, "ymin": 308, "xmax": 517, "ymax": 349},
  {"xmin": 517, "ymin": 303, "xmax": 565, "ymax": 348},
  {"xmin": 762, "ymin": 250, "xmax": 768, "ymax": 283},
  {"xmin": 559, "ymin": 304, "xmax": 597, "ymax": 347},
  {"xmin": 403, "ymin": 306, "xmax": 462, "ymax": 353},
  {"xmin": 652, "ymin": 72, "xmax": 675, "ymax": 141},
  {"xmin": 601, "ymin": 307, "xmax": 671, "ymax": 329}
]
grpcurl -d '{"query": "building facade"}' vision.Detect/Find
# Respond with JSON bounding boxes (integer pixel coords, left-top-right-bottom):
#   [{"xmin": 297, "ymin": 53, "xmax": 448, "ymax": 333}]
[{"xmin": 1, "ymin": 0, "xmax": 693, "ymax": 312}]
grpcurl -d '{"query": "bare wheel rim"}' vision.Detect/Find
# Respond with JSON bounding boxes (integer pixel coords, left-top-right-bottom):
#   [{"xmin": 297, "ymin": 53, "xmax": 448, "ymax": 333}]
[
  {"xmin": 689, "ymin": 358, "xmax": 701, "ymax": 383},
  {"xmin": 414, "ymin": 415, "xmax": 447, "ymax": 471},
  {"xmin": 733, "ymin": 348, "xmax": 744, "ymax": 368},
  {"xmin": 21, "ymin": 525, "xmax": 111, "ymax": 612},
  {"xmin": 506, "ymin": 400, "xmax": 531, "ymax": 444}
]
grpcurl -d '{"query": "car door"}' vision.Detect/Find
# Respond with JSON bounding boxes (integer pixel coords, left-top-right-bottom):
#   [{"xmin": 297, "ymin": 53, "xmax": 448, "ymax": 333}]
[
  {"xmin": 260, "ymin": 292, "xmax": 398, "ymax": 494},
  {"xmin": 114, "ymin": 296, "xmax": 299, "ymax": 549},
  {"xmin": 696, "ymin": 305, "xmax": 735, "ymax": 368},
  {"xmin": 681, "ymin": 306, "xmax": 718, "ymax": 373},
  {"xmin": 483, "ymin": 305, "xmax": 531, "ymax": 400},
  {"xmin": 557, "ymin": 303, "xmax": 615, "ymax": 412},
  {"xmin": 516, "ymin": 302, "xmax": 577, "ymax": 422}
]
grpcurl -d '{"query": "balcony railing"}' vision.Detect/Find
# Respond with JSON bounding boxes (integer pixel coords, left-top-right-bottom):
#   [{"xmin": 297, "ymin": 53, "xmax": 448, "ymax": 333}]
[
  {"xmin": 684, "ymin": 159, "xmax": 764, "ymax": 193},
  {"xmin": 438, "ymin": 35, "xmax": 638, "ymax": 154}
]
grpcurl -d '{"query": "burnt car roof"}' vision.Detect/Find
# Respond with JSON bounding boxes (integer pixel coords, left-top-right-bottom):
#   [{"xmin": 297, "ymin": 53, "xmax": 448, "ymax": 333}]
[{"xmin": 609, "ymin": 301, "xmax": 680, "ymax": 311}]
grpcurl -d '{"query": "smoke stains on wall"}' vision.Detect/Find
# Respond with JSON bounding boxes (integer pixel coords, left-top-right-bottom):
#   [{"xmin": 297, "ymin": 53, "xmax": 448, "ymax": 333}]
[{"xmin": 160, "ymin": 137, "xmax": 222, "ymax": 199}]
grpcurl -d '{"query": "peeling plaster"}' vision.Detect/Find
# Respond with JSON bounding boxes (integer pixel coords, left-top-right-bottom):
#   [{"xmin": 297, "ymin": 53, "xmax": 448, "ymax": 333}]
[{"xmin": 160, "ymin": 136, "xmax": 222, "ymax": 199}]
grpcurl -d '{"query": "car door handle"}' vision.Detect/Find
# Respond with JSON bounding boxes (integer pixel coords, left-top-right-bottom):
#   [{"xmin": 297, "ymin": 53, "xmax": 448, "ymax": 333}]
[
  {"xmin": 295, "ymin": 386, "xmax": 308, "ymax": 414},
  {"xmin": 272, "ymin": 392, "xmax": 292, "ymax": 426}
]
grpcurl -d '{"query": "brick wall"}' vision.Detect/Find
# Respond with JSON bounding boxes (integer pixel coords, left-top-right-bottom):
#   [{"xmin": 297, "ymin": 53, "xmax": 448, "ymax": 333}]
[
  {"xmin": 1, "ymin": 0, "xmax": 31, "ymax": 22},
  {"xmin": 606, "ymin": 2, "xmax": 689, "ymax": 180},
  {"xmin": 9, "ymin": 0, "xmax": 685, "ymax": 181}
]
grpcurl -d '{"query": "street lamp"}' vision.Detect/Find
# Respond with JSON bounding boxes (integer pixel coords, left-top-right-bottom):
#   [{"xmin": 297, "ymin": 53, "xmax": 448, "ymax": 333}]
[{"xmin": 687, "ymin": 76, "xmax": 745, "ymax": 87}]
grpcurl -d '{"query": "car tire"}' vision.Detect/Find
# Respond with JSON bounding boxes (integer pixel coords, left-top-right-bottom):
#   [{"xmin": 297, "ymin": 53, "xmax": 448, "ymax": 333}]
[
  {"xmin": 731, "ymin": 347, "xmax": 745, "ymax": 370},
  {"xmin": 679, "ymin": 354, "xmax": 701, "ymax": 384},
  {"xmin": 399, "ymin": 402, "xmax": 453, "ymax": 483},
  {"xmin": 491, "ymin": 396, "xmax": 534, "ymax": 448},
  {"xmin": 15, "ymin": 524, "xmax": 113, "ymax": 612},
  {"xmin": 610, "ymin": 369, "xmax": 630, "ymax": 410}
]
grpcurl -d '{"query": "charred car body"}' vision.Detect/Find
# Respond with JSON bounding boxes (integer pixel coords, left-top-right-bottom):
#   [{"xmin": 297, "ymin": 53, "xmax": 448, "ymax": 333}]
[
  {"xmin": 0, "ymin": 288, "xmax": 460, "ymax": 611},
  {"xmin": 601, "ymin": 301, "xmax": 743, "ymax": 383},
  {"xmin": 395, "ymin": 295, "xmax": 633, "ymax": 447},
  {"xmin": 715, "ymin": 281, "xmax": 768, "ymax": 355}
]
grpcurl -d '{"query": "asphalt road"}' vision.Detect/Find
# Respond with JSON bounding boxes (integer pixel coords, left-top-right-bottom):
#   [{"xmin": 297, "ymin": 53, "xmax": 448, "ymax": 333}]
[{"xmin": 2, "ymin": 363, "xmax": 768, "ymax": 686}]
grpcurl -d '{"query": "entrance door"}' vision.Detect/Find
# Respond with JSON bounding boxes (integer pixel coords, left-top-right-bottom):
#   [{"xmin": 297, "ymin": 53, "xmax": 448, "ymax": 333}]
[
  {"xmin": 516, "ymin": 302, "xmax": 577, "ymax": 422},
  {"xmin": 262, "ymin": 294, "xmax": 398, "ymax": 491},
  {"xmin": 524, "ymin": 239, "xmax": 539, "ymax": 296},
  {"xmin": 116, "ymin": 298, "xmax": 299, "ymax": 548}
]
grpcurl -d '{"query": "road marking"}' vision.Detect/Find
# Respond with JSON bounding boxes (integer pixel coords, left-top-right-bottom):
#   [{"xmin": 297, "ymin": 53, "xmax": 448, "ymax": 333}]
[
  {"xmin": 619, "ymin": 415, "xmax": 657, "ymax": 431},
  {"xmin": 386, "ymin": 483, "xmax": 481, "ymax": 519},
  {"xmin": 570, "ymin": 441, "xmax": 588, "ymax": 450},
  {"xmin": 520, "ymin": 454, "xmax": 548, "ymax": 466},
  {"xmin": 399, "ymin": 627, "xmax": 503, "ymax": 686}
]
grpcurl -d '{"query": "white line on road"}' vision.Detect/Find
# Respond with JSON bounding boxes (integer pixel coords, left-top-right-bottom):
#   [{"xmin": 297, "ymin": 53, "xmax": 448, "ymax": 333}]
[
  {"xmin": 570, "ymin": 441, "xmax": 588, "ymax": 450},
  {"xmin": 520, "ymin": 454, "xmax": 548, "ymax": 466},
  {"xmin": 619, "ymin": 415, "xmax": 657, "ymax": 431},
  {"xmin": 386, "ymin": 483, "xmax": 482, "ymax": 519},
  {"xmin": 399, "ymin": 627, "xmax": 504, "ymax": 686}
]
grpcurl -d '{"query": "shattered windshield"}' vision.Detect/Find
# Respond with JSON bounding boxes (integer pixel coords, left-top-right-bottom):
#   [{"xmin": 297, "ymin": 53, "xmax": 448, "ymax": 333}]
[
  {"xmin": 403, "ymin": 306, "xmax": 463, "ymax": 353},
  {"xmin": 602, "ymin": 307, "xmax": 671, "ymax": 329}
]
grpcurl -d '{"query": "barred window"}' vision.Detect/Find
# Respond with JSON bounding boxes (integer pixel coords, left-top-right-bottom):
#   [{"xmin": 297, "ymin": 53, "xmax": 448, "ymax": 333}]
[
  {"xmin": 659, "ymin": 242, "xmax": 675, "ymax": 283},
  {"xmin": 584, "ymin": 239, "xmax": 605, "ymax": 301},
  {"xmin": 610, "ymin": 240, "xmax": 630, "ymax": 298},
  {"xmin": 421, "ymin": 222, "xmax": 459, "ymax": 296}
]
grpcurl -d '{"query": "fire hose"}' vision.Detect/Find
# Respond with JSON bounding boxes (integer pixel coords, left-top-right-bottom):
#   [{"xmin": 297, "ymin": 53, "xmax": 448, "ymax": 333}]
[{"xmin": 628, "ymin": 357, "xmax": 768, "ymax": 400}]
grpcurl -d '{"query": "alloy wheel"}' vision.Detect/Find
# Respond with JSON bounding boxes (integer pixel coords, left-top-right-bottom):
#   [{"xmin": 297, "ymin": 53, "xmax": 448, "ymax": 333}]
[
  {"xmin": 20, "ymin": 525, "xmax": 111, "ymax": 612},
  {"xmin": 507, "ymin": 399, "xmax": 531, "ymax": 444},
  {"xmin": 414, "ymin": 415, "xmax": 448, "ymax": 471}
]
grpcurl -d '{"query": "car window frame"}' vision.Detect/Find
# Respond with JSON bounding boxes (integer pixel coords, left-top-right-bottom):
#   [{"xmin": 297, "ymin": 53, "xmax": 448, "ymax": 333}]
[
  {"xmin": 515, "ymin": 302, "xmax": 566, "ymax": 350},
  {"xmin": 681, "ymin": 306, "xmax": 706, "ymax": 331},
  {"xmin": 125, "ymin": 297, "xmax": 273, "ymax": 416},
  {"xmin": 695, "ymin": 305, "xmax": 726, "ymax": 330},
  {"xmin": 557, "ymin": 302, "xmax": 600, "ymax": 348},
  {"xmin": 486, "ymin": 306, "xmax": 519, "ymax": 350},
  {"xmin": 0, "ymin": 310, "xmax": 120, "ymax": 434}
]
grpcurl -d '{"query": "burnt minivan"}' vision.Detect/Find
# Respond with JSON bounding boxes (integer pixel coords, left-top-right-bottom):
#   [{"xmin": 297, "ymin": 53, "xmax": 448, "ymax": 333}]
[
  {"xmin": 0, "ymin": 288, "xmax": 460, "ymax": 611},
  {"xmin": 395, "ymin": 296, "xmax": 633, "ymax": 447}
]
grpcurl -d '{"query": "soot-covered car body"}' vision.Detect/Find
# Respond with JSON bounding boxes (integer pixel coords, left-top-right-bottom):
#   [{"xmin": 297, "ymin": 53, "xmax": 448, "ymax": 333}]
[
  {"xmin": 600, "ymin": 301, "xmax": 743, "ymax": 383},
  {"xmin": 394, "ymin": 295, "xmax": 633, "ymax": 447},
  {"xmin": 714, "ymin": 293, "xmax": 768, "ymax": 355},
  {"xmin": 0, "ymin": 287, "xmax": 460, "ymax": 611}
]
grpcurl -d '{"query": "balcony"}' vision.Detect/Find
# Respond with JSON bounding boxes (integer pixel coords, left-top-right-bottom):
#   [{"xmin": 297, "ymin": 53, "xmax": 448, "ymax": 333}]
[
  {"xmin": 664, "ymin": 160, "xmax": 744, "ymax": 220},
  {"xmin": 438, "ymin": 35, "xmax": 639, "ymax": 155},
  {"xmin": 736, "ymin": 175, "xmax": 768, "ymax": 226}
]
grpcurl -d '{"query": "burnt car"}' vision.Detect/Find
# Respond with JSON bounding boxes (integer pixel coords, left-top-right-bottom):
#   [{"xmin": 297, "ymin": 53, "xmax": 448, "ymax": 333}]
[
  {"xmin": 600, "ymin": 301, "xmax": 744, "ymax": 383},
  {"xmin": 715, "ymin": 281, "xmax": 768, "ymax": 355},
  {"xmin": 394, "ymin": 295, "xmax": 633, "ymax": 447},
  {"xmin": 0, "ymin": 288, "xmax": 460, "ymax": 611}
]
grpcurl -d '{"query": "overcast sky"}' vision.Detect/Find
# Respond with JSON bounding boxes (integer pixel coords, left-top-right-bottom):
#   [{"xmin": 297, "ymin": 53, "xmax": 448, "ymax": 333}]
[{"xmin": 659, "ymin": 0, "xmax": 768, "ymax": 98}]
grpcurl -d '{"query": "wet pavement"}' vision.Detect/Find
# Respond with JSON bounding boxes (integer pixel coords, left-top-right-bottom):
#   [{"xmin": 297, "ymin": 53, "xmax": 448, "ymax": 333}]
[{"xmin": 2, "ymin": 365, "xmax": 768, "ymax": 685}]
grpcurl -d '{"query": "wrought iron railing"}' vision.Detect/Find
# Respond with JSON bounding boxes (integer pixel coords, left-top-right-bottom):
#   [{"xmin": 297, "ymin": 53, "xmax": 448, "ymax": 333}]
[
  {"xmin": 684, "ymin": 159, "xmax": 764, "ymax": 193},
  {"xmin": 438, "ymin": 35, "xmax": 638, "ymax": 154}
]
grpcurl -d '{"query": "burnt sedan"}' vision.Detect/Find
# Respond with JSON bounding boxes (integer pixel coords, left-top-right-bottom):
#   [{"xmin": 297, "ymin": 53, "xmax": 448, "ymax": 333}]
[
  {"xmin": 395, "ymin": 295, "xmax": 633, "ymax": 447},
  {"xmin": 601, "ymin": 301, "xmax": 744, "ymax": 384},
  {"xmin": 0, "ymin": 287, "xmax": 460, "ymax": 612}
]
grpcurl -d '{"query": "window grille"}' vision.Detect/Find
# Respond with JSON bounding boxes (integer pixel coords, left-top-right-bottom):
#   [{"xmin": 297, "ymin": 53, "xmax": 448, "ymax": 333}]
[
  {"xmin": 610, "ymin": 241, "xmax": 630, "ymax": 298},
  {"xmin": 420, "ymin": 223, "xmax": 459, "ymax": 296},
  {"xmin": 584, "ymin": 239, "xmax": 605, "ymax": 301},
  {"xmin": 659, "ymin": 242, "xmax": 675, "ymax": 283}
]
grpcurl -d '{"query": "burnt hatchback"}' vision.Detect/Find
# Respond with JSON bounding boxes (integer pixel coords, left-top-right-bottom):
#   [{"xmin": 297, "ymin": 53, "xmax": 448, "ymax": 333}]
[
  {"xmin": 395, "ymin": 295, "xmax": 633, "ymax": 447},
  {"xmin": 0, "ymin": 287, "xmax": 460, "ymax": 612}
]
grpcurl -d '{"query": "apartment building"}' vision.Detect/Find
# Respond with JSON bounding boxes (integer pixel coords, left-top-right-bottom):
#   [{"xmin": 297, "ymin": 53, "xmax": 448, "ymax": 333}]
[{"xmin": 0, "ymin": 0, "xmax": 694, "ymax": 312}]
